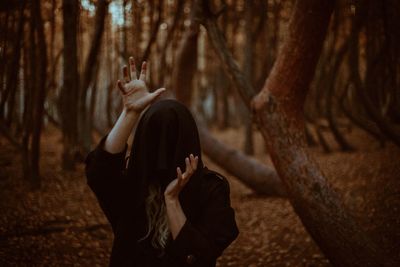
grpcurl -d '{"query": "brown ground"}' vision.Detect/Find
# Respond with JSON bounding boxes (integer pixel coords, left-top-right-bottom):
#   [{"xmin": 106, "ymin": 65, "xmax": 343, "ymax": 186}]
[{"xmin": 0, "ymin": 125, "xmax": 399, "ymax": 267}]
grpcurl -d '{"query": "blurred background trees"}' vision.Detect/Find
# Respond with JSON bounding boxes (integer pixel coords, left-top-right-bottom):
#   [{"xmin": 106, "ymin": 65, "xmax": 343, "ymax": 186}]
[
  {"xmin": 0, "ymin": 0, "xmax": 400, "ymax": 193},
  {"xmin": 1, "ymin": 0, "xmax": 398, "ymax": 188},
  {"xmin": 0, "ymin": 0, "xmax": 399, "ymax": 265}
]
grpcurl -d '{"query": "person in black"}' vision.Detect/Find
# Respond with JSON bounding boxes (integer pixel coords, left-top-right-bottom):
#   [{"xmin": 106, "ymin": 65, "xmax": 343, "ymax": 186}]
[{"xmin": 85, "ymin": 57, "xmax": 239, "ymax": 267}]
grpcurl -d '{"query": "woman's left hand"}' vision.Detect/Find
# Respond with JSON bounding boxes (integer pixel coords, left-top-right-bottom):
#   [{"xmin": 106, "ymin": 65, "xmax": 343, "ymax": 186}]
[{"xmin": 164, "ymin": 154, "xmax": 199, "ymax": 201}]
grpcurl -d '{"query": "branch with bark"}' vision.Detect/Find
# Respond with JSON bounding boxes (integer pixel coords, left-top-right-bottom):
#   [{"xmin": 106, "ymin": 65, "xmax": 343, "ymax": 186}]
[{"xmin": 198, "ymin": 124, "xmax": 286, "ymax": 197}]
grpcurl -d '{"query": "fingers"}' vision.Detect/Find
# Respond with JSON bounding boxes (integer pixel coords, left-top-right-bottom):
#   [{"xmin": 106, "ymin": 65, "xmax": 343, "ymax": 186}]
[
  {"xmin": 129, "ymin": 57, "xmax": 137, "ymax": 80},
  {"xmin": 189, "ymin": 154, "xmax": 199, "ymax": 170},
  {"xmin": 117, "ymin": 80, "xmax": 126, "ymax": 94},
  {"xmin": 153, "ymin": 87, "xmax": 166, "ymax": 96},
  {"xmin": 150, "ymin": 87, "xmax": 166, "ymax": 100},
  {"xmin": 139, "ymin": 87, "xmax": 166, "ymax": 107},
  {"xmin": 123, "ymin": 66, "xmax": 130, "ymax": 83},
  {"xmin": 185, "ymin": 157, "xmax": 193, "ymax": 176},
  {"xmin": 139, "ymin": 61, "xmax": 147, "ymax": 81},
  {"xmin": 176, "ymin": 167, "xmax": 183, "ymax": 186},
  {"xmin": 173, "ymin": 154, "xmax": 199, "ymax": 193}
]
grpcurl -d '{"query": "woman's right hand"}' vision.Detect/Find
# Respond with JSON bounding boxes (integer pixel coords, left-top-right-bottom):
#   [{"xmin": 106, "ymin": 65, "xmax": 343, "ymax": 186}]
[{"xmin": 117, "ymin": 57, "xmax": 166, "ymax": 114}]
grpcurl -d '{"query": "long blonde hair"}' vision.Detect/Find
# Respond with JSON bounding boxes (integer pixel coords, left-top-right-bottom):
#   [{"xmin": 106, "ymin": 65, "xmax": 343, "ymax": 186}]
[{"xmin": 138, "ymin": 183, "xmax": 170, "ymax": 249}]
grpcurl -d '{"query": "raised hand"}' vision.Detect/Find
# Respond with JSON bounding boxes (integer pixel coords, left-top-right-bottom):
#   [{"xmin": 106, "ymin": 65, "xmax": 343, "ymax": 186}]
[
  {"xmin": 164, "ymin": 154, "xmax": 199, "ymax": 201},
  {"xmin": 117, "ymin": 57, "xmax": 165, "ymax": 114}
]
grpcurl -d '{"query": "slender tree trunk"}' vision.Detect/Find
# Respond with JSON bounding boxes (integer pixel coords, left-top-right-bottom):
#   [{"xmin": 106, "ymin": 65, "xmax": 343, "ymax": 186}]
[
  {"xmin": 22, "ymin": 23, "xmax": 34, "ymax": 183},
  {"xmin": 159, "ymin": 0, "xmax": 184, "ymax": 85},
  {"xmin": 78, "ymin": 0, "xmax": 108, "ymax": 153},
  {"xmin": 325, "ymin": 35, "xmax": 354, "ymax": 151},
  {"xmin": 349, "ymin": 1, "xmax": 400, "ymax": 147},
  {"xmin": 89, "ymin": 61, "xmax": 100, "ymax": 137},
  {"xmin": 27, "ymin": 0, "xmax": 48, "ymax": 188},
  {"xmin": 172, "ymin": 2, "xmax": 200, "ymax": 106},
  {"xmin": 141, "ymin": 0, "xmax": 162, "ymax": 63},
  {"xmin": 0, "ymin": 3, "xmax": 24, "ymax": 120},
  {"xmin": 4, "ymin": 2, "xmax": 24, "ymax": 126},
  {"xmin": 340, "ymin": 83, "xmax": 385, "ymax": 145},
  {"xmin": 243, "ymin": 0, "xmax": 254, "ymax": 155},
  {"xmin": 0, "ymin": 10, "xmax": 11, "ymax": 94},
  {"xmin": 61, "ymin": 0, "xmax": 80, "ymax": 170}
]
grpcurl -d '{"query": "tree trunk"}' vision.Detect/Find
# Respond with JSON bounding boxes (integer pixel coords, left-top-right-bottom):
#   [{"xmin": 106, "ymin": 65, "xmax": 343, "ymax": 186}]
[
  {"xmin": 141, "ymin": 0, "xmax": 162, "ymax": 63},
  {"xmin": 198, "ymin": 124, "xmax": 286, "ymax": 197},
  {"xmin": 0, "ymin": 2, "xmax": 24, "ymax": 120},
  {"xmin": 28, "ymin": 0, "xmax": 48, "ymax": 188},
  {"xmin": 61, "ymin": 0, "xmax": 80, "ymax": 170},
  {"xmin": 325, "ymin": 35, "xmax": 354, "ymax": 151},
  {"xmin": 349, "ymin": 1, "xmax": 400, "ymax": 147},
  {"xmin": 78, "ymin": 0, "xmax": 108, "ymax": 153},
  {"xmin": 169, "ymin": 1, "xmax": 285, "ymax": 197},
  {"xmin": 201, "ymin": 0, "xmax": 397, "ymax": 265},
  {"xmin": 158, "ymin": 0, "xmax": 184, "ymax": 86},
  {"xmin": 251, "ymin": 0, "xmax": 396, "ymax": 266},
  {"xmin": 172, "ymin": 2, "xmax": 200, "ymax": 106},
  {"xmin": 243, "ymin": 0, "xmax": 254, "ymax": 155},
  {"xmin": 4, "ymin": 2, "xmax": 24, "ymax": 127}
]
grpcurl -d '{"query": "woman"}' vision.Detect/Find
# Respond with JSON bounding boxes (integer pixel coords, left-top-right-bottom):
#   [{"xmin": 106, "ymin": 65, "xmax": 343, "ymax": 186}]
[{"xmin": 85, "ymin": 57, "xmax": 239, "ymax": 267}]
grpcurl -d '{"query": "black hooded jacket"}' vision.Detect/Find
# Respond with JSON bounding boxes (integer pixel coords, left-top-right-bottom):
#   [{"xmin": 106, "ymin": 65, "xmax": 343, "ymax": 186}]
[{"xmin": 85, "ymin": 99, "xmax": 239, "ymax": 267}]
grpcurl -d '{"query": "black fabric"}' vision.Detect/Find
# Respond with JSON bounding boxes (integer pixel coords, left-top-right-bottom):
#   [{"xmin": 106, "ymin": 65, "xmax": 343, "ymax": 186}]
[{"xmin": 85, "ymin": 99, "xmax": 239, "ymax": 267}]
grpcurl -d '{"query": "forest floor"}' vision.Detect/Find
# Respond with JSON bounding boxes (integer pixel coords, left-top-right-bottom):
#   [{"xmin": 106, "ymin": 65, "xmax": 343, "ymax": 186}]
[{"xmin": 0, "ymin": 125, "xmax": 399, "ymax": 267}]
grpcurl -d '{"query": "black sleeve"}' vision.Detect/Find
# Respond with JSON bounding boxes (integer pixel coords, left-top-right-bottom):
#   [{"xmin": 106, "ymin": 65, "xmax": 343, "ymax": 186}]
[
  {"xmin": 84, "ymin": 135, "xmax": 128, "ymax": 229},
  {"xmin": 166, "ymin": 178, "xmax": 239, "ymax": 266}
]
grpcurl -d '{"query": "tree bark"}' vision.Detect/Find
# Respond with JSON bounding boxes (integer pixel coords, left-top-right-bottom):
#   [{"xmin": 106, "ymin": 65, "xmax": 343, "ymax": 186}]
[
  {"xmin": 349, "ymin": 1, "xmax": 400, "ymax": 147},
  {"xmin": 78, "ymin": 0, "xmax": 108, "ymax": 153},
  {"xmin": 29, "ymin": 0, "xmax": 48, "ymax": 188},
  {"xmin": 172, "ymin": 2, "xmax": 200, "ymax": 106},
  {"xmin": 158, "ymin": 0, "xmax": 184, "ymax": 86},
  {"xmin": 325, "ymin": 35, "xmax": 354, "ymax": 151},
  {"xmin": 199, "ymin": 0, "xmax": 397, "ymax": 265},
  {"xmin": 140, "ymin": 0, "xmax": 163, "ymax": 63},
  {"xmin": 198, "ymin": 124, "xmax": 286, "ymax": 197},
  {"xmin": 4, "ymin": 2, "xmax": 24, "ymax": 127},
  {"xmin": 201, "ymin": 5, "xmax": 255, "ymax": 108},
  {"xmin": 251, "ymin": 0, "xmax": 397, "ymax": 266},
  {"xmin": 170, "ymin": 1, "xmax": 285, "ymax": 196},
  {"xmin": 242, "ymin": 0, "xmax": 254, "ymax": 155},
  {"xmin": 0, "ymin": 2, "xmax": 24, "ymax": 120},
  {"xmin": 61, "ymin": 0, "xmax": 80, "ymax": 170}
]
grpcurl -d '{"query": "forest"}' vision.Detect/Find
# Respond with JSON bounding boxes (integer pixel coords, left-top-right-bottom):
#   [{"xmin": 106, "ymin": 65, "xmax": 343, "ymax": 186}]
[{"xmin": 0, "ymin": 0, "xmax": 399, "ymax": 266}]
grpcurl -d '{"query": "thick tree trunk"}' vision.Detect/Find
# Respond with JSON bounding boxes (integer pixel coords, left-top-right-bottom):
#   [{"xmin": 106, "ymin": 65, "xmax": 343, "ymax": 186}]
[
  {"xmin": 251, "ymin": 1, "xmax": 396, "ymax": 266},
  {"xmin": 198, "ymin": 124, "xmax": 286, "ymax": 197},
  {"xmin": 200, "ymin": 0, "xmax": 397, "ymax": 265},
  {"xmin": 61, "ymin": 0, "xmax": 80, "ymax": 170}
]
